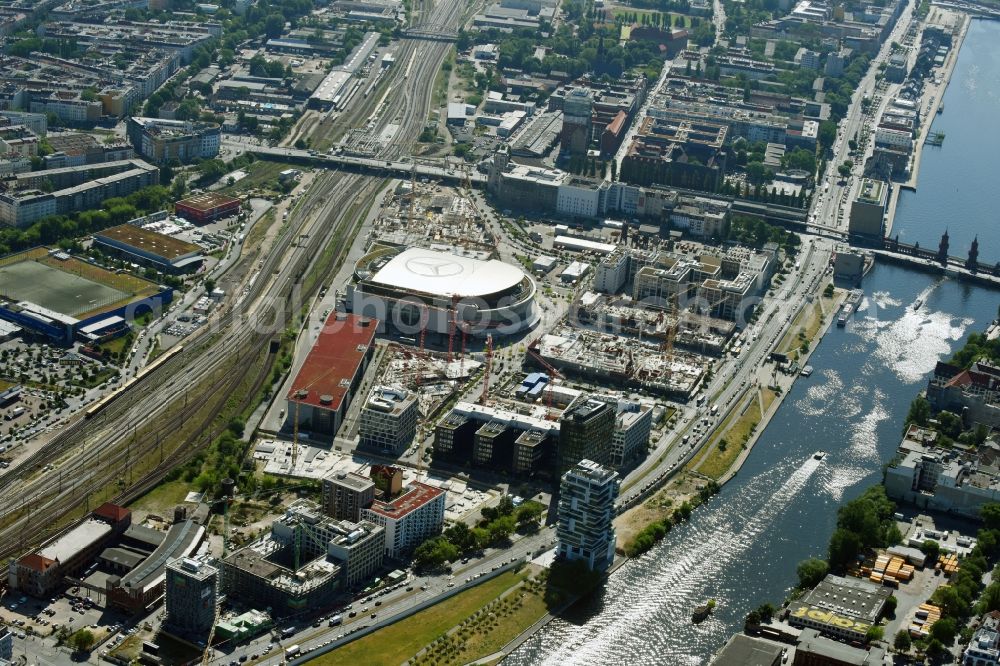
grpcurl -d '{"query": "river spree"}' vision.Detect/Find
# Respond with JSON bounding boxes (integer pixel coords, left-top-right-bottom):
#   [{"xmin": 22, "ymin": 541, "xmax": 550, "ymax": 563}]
[
  {"xmin": 507, "ymin": 266, "xmax": 997, "ymax": 664},
  {"xmin": 893, "ymin": 19, "xmax": 1000, "ymax": 263}
]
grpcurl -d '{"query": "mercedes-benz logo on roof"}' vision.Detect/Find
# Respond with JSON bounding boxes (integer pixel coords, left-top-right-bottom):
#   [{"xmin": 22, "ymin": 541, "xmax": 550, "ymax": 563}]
[{"xmin": 406, "ymin": 256, "xmax": 464, "ymax": 277}]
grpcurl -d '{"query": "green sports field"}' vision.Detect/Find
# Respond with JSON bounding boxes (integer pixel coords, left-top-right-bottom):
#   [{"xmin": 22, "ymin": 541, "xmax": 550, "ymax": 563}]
[{"xmin": 0, "ymin": 259, "xmax": 130, "ymax": 317}]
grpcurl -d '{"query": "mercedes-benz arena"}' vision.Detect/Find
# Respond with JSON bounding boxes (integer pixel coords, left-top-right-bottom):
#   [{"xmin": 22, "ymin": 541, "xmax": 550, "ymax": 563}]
[{"xmin": 349, "ymin": 246, "xmax": 539, "ymax": 338}]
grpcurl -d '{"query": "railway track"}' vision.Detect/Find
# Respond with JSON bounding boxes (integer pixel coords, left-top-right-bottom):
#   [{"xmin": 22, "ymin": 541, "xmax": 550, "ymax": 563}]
[{"xmin": 0, "ymin": 1, "xmax": 471, "ymax": 562}]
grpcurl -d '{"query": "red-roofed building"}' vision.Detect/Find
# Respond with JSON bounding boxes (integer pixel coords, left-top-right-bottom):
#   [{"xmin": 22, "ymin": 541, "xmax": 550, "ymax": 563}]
[
  {"xmin": 628, "ymin": 27, "xmax": 689, "ymax": 59},
  {"xmin": 362, "ymin": 482, "xmax": 446, "ymax": 557},
  {"xmin": 286, "ymin": 313, "xmax": 378, "ymax": 436},
  {"xmin": 600, "ymin": 110, "xmax": 629, "ymax": 158},
  {"xmin": 927, "ymin": 360, "xmax": 1000, "ymax": 428},
  {"xmin": 8, "ymin": 553, "xmax": 59, "ymax": 597},
  {"xmin": 93, "ymin": 502, "xmax": 132, "ymax": 530}
]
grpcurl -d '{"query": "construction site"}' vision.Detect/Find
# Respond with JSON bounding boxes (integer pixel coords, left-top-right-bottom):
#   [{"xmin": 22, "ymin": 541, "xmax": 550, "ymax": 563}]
[
  {"xmin": 576, "ymin": 291, "xmax": 736, "ymax": 356},
  {"xmin": 368, "ymin": 176, "xmax": 495, "ymax": 255},
  {"xmin": 532, "ymin": 324, "xmax": 707, "ymax": 400}
]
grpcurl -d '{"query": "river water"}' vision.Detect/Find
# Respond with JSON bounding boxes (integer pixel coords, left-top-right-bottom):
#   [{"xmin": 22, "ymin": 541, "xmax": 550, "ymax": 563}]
[
  {"xmin": 506, "ymin": 21, "xmax": 1000, "ymax": 664},
  {"xmin": 893, "ymin": 19, "xmax": 1000, "ymax": 264}
]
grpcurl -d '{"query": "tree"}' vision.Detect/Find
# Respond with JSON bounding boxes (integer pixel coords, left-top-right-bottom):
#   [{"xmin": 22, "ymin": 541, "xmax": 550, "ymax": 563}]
[
  {"xmin": 264, "ymin": 13, "xmax": 285, "ymax": 39},
  {"xmin": 904, "ymin": 396, "xmax": 931, "ymax": 431},
  {"xmin": 883, "ymin": 594, "xmax": 897, "ymax": 616},
  {"xmin": 919, "ymin": 539, "xmax": 940, "ymax": 563},
  {"xmin": 756, "ymin": 603, "xmax": 775, "ymax": 622},
  {"xmin": 929, "ymin": 616, "xmax": 957, "ymax": 645},
  {"xmin": 828, "ymin": 528, "xmax": 862, "ymax": 570},
  {"xmin": 796, "ymin": 558, "xmax": 829, "ymax": 589},
  {"xmin": 893, "ymin": 629, "xmax": 911, "ymax": 651},
  {"xmin": 838, "ymin": 160, "xmax": 853, "ymax": 178},
  {"xmin": 818, "ymin": 120, "xmax": 837, "ymax": 150},
  {"xmin": 982, "ymin": 503, "xmax": 1000, "ymax": 531},
  {"xmin": 69, "ymin": 629, "xmax": 95, "ymax": 653},
  {"xmin": 413, "ymin": 536, "xmax": 458, "ymax": 569},
  {"xmin": 746, "ymin": 161, "xmax": 768, "ymax": 185},
  {"xmin": 865, "ymin": 625, "xmax": 884, "ymax": 642}
]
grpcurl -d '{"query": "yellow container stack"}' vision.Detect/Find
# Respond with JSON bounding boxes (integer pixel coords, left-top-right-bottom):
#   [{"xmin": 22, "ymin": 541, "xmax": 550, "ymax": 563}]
[
  {"xmin": 867, "ymin": 554, "xmax": 912, "ymax": 585},
  {"xmin": 910, "ymin": 603, "xmax": 942, "ymax": 637},
  {"xmin": 938, "ymin": 553, "xmax": 960, "ymax": 576}
]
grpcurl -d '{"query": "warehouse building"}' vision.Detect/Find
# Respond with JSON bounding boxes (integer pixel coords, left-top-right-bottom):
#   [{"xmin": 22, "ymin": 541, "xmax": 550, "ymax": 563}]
[
  {"xmin": 93, "ymin": 223, "xmax": 204, "ymax": 274},
  {"xmin": 7, "ymin": 503, "xmax": 131, "ymax": 596},
  {"xmin": 285, "ymin": 313, "xmax": 378, "ymax": 437},
  {"xmin": 786, "ymin": 574, "xmax": 891, "ymax": 643},
  {"xmin": 174, "ymin": 192, "xmax": 241, "ymax": 224}
]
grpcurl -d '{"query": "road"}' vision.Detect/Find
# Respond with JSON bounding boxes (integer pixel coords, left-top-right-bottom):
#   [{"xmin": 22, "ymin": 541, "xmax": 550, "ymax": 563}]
[
  {"xmin": 0, "ymin": 0, "xmax": 474, "ymax": 565},
  {"xmin": 808, "ymin": 0, "xmax": 916, "ymax": 235},
  {"xmin": 206, "ymin": 528, "xmax": 557, "ymax": 665}
]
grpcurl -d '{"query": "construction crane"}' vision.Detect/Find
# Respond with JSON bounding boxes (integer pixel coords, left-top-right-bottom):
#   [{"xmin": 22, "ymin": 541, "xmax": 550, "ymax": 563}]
[
  {"xmin": 661, "ymin": 292, "xmax": 679, "ymax": 384},
  {"xmin": 481, "ymin": 334, "xmax": 493, "ymax": 404},
  {"xmin": 201, "ymin": 594, "xmax": 222, "ymax": 665}
]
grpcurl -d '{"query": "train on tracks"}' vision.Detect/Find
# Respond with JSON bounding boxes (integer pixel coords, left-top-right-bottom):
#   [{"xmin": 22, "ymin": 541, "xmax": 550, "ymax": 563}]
[{"xmin": 84, "ymin": 345, "xmax": 184, "ymax": 419}]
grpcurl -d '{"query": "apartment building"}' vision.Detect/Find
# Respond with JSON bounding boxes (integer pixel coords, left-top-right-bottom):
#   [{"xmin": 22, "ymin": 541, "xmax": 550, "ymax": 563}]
[
  {"xmin": 362, "ymin": 482, "xmax": 446, "ymax": 557},
  {"xmin": 557, "ymin": 459, "xmax": 619, "ymax": 572},
  {"xmin": 126, "ymin": 117, "xmax": 221, "ymax": 165},
  {"xmin": 321, "ymin": 472, "xmax": 376, "ymax": 522}
]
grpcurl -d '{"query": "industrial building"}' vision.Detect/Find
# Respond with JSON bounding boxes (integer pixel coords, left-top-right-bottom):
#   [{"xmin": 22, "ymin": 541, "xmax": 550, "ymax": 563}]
[
  {"xmin": 557, "ymin": 459, "xmax": 619, "ymax": 572},
  {"xmin": 93, "ymin": 223, "xmax": 204, "ymax": 274},
  {"xmin": 359, "ymin": 386, "xmax": 419, "ymax": 453},
  {"xmin": 786, "ymin": 574, "xmax": 891, "ymax": 643},
  {"xmin": 7, "ymin": 502, "xmax": 131, "ymax": 596},
  {"xmin": 362, "ymin": 482, "xmax": 446, "ymax": 558},
  {"xmin": 174, "ymin": 192, "xmax": 241, "ymax": 224},
  {"xmin": 350, "ymin": 246, "xmax": 539, "ymax": 338},
  {"xmin": 308, "ymin": 32, "xmax": 380, "ymax": 110},
  {"xmin": 164, "ymin": 558, "xmax": 219, "ymax": 639},
  {"xmin": 558, "ymin": 398, "xmax": 615, "ymax": 473},
  {"xmin": 285, "ymin": 312, "xmax": 378, "ymax": 436},
  {"xmin": 322, "ymin": 471, "xmax": 376, "ymax": 522},
  {"xmin": 711, "ymin": 634, "xmax": 783, "ymax": 665},
  {"xmin": 106, "ymin": 518, "xmax": 205, "ymax": 612},
  {"xmin": 794, "ymin": 628, "xmax": 887, "ymax": 664}
]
